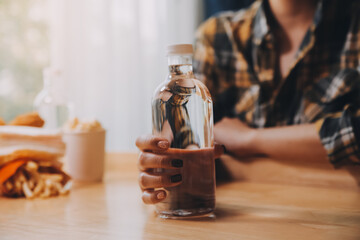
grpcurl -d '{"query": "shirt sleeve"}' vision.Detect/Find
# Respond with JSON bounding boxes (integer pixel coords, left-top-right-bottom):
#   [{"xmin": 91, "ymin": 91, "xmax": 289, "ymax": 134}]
[
  {"xmin": 315, "ymin": 68, "xmax": 360, "ymax": 165},
  {"xmin": 193, "ymin": 16, "xmax": 241, "ymax": 123},
  {"xmin": 193, "ymin": 17, "xmax": 218, "ymax": 97}
]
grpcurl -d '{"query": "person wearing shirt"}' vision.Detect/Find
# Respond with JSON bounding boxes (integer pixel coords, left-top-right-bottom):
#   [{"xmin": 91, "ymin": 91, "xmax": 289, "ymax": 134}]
[
  {"xmin": 136, "ymin": 0, "xmax": 360, "ymax": 204},
  {"xmin": 194, "ymin": 0, "xmax": 360, "ymax": 166}
]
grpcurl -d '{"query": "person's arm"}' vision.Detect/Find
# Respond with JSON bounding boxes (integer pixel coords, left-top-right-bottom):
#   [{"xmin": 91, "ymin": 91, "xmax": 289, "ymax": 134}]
[
  {"xmin": 214, "ymin": 118, "xmax": 327, "ymax": 162},
  {"xmin": 255, "ymin": 124, "xmax": 328, "ymax": 163},
  {"xmin": 215, "ymin": 68, "xmax": 360, "ymax": 165},
  {"xmin": 214, "ymin": 118, "xmax": 328, "ymax": 163}
]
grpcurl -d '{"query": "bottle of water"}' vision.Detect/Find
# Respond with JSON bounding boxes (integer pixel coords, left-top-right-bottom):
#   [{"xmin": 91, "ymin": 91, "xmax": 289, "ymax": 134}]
[
  {"xmin": 34, "ymin": 68, "xmax": 70, "ymax": 129},
  {"xmin": 152, "ymin": 44, "xmax": 215, "ymax": 218}
]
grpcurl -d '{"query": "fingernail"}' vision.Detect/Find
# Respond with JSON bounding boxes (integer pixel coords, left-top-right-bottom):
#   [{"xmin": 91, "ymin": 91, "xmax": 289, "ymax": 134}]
[
  {"xmin": 156, "ymin": 191, "xmax": 165, "ymax": 200},
  {"xmin": 158, "ymin": 141, "xmax": 169, "ymax": 149},
  {"xmin": 171, "ymin": 159, "xmax": 183, "ymax": 168},
  {"xmin": 170, "ymin": 174, "xmax": 182, "ymax": 183}
]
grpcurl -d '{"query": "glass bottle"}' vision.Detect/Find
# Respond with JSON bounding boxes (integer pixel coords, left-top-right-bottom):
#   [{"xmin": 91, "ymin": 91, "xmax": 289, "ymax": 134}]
[
  {"xmin": 152, "ymin": 44, "xmax": 215, "ymax": 218},
  {"xmin": 34, "ymin": 68, "xmax": 70, "ymax": 129}
]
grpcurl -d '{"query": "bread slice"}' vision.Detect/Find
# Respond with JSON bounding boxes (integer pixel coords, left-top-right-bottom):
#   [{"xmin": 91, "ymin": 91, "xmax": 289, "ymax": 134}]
[{"xmin": 0, "ymin": 126, "xmax": 65, "ymax": 166}]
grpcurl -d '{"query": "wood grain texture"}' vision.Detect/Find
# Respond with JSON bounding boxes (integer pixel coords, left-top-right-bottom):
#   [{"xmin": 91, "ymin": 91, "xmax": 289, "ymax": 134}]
[
  {"xmin": 218, "ymin": 155, "xmax": 360, "ymax": 190},
  {"xmin": 0, "ymin": 152, "xmax": 359, "ymax": 240}
]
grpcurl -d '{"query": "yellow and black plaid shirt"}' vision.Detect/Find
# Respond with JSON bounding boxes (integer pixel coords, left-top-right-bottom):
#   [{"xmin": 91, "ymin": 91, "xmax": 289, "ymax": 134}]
[{"xmin": 193, "ymin": 0, "xmax": 360, "ymax": 165}]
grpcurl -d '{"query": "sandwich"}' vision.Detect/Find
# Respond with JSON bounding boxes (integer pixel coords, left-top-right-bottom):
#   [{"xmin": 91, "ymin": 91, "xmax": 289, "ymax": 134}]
[{"xmin": 0, "ymin": 112, "xmax": 71, "ymax": 198}]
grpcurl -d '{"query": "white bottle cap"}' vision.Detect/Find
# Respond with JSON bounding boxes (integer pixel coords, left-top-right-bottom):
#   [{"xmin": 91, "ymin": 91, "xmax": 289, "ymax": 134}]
[{"xmin": 167, "ymin": 44, "xmax": 193, "ymax": 55}]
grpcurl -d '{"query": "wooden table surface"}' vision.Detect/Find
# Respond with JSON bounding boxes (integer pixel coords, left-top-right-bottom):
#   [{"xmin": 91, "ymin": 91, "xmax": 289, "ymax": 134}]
[{"xmin": 1, "ymin": 153, "xmax": 360, "ymax": 240}]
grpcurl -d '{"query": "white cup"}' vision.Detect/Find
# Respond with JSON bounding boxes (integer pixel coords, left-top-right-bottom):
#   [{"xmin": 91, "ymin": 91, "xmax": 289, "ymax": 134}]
[{"xmin": 63, "ymin": 129, "xmax": 106, "ymax": 182}]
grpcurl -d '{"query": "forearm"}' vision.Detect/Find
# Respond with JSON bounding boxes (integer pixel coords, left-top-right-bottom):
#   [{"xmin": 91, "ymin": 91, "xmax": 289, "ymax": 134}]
[
  {"xmin": 251, "ymin": 124, "xmax": 328, "ymax": 163},
  {"xmin": 214, "ymin": 118, "xmax": 329, "ymax": 163}
]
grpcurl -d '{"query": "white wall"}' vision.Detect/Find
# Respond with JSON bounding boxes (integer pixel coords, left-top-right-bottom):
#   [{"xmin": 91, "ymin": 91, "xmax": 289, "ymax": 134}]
[{"xmin": 49, "ymin": 0, "xmax": 204, "ymax": 151}]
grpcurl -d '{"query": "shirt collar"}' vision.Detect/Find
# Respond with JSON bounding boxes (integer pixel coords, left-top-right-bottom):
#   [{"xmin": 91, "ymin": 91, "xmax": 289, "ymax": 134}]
[
  {"xmin": 252, "ymin": 0, "xmax": 324, "ymax": 46},
  {"xmin": 252, "ymin": 1, "xmax": 270, "ymax": 46},
  {"xmin": 312, "ymin": 0, "xmax": 324, "ymax": 30}
]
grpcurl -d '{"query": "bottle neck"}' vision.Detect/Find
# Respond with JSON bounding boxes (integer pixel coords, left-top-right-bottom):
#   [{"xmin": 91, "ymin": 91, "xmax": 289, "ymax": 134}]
[
  {"xmin": 167, "ymin": 55, "xmax": 193, "ymax": 76},
  {"xmin": 40, "ymin": 77, "xmax": 52, "ymax": 94}
]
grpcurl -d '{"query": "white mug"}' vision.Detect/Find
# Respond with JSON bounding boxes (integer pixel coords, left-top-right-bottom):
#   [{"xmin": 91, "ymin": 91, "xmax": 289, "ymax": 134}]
[{"xmin": 63, "ymin": 129, "xmax": 106, "ymax": 182}]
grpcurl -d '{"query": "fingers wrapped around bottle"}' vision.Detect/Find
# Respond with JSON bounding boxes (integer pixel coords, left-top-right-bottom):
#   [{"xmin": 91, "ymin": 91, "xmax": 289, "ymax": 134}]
[
  {"xmin": 136, "ymin": 134, "xmax": 224, "ymax": 205},
  {"xmin": 135, "ymin": 134, "xmax": 170, "ymax": 152},
  {"xmin": 138, "ymin": 152, "xmax": 183, "ymax": 204}
]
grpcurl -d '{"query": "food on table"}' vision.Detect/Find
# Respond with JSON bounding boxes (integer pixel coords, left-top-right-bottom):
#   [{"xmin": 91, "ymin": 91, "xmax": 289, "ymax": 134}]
[
  {"xmin": 9, "ymin": 112, "xmax": 45, "ymax": 127},
  {"xmin": 64, "ymin": 118, "xmax": 103, "ymax": 132},
  {"xmin": 62, "ymin": 117, "xmax": 105, "ymax": 182},
  {"xmin": 0, "ymin": 125, "xmax": 65, "ymax": 164},
  {"xmin": 0, "ymin": 112, "xmax": 71, "ymax": 199},
  {"xmin": 0, "ymin": 160, "xmax": 71, "ymax": 198}
]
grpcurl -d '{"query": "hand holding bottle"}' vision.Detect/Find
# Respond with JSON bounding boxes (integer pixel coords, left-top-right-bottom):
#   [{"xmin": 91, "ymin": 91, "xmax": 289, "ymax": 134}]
[
  {"xmin": 148, "ymin": 44, "xmax": 218, "ymax": 218},
  {"xmin": 136, "ymin": 134, "xmax": 224, "ymax": 205}
]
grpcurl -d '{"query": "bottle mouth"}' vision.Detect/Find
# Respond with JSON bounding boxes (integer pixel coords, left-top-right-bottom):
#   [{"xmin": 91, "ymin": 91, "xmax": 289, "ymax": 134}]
[{"xmin": 166, "ymin": 44, "xmax": 193, "ymax": 55}]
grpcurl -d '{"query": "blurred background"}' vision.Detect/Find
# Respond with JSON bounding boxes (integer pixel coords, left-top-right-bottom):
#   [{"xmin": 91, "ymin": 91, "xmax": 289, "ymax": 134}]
[{"xmin": 0, "ymin": 0, "xmax": 253, "ymax": 151}]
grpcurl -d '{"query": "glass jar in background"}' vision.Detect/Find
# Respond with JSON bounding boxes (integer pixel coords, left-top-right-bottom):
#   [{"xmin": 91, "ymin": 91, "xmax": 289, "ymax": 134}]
[
  {"xmin": 34, "ymin": 67, "xmax": 72, "ymax": 129},
  {"xmin": 152, "ymin": 44, "xmax": 215, "ymax": 218}
]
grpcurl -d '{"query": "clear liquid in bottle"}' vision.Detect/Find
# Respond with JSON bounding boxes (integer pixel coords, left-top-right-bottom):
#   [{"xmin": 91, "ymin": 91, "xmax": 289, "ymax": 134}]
[{"xmin": 152, "ymin": 44, "xmax": 215, "ymax": 218}]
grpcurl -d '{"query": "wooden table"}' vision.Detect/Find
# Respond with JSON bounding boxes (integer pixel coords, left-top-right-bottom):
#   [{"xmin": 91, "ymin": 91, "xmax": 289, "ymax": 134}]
[{"xmin": 1, "ymin": 153, "xmax": 360, "ymax": 240}]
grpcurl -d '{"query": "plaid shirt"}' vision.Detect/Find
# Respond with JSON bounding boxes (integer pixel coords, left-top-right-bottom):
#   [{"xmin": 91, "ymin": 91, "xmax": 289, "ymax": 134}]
[{"xmin": 193, "ymin": 0, "xmax": 360, "ymax": 165}]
